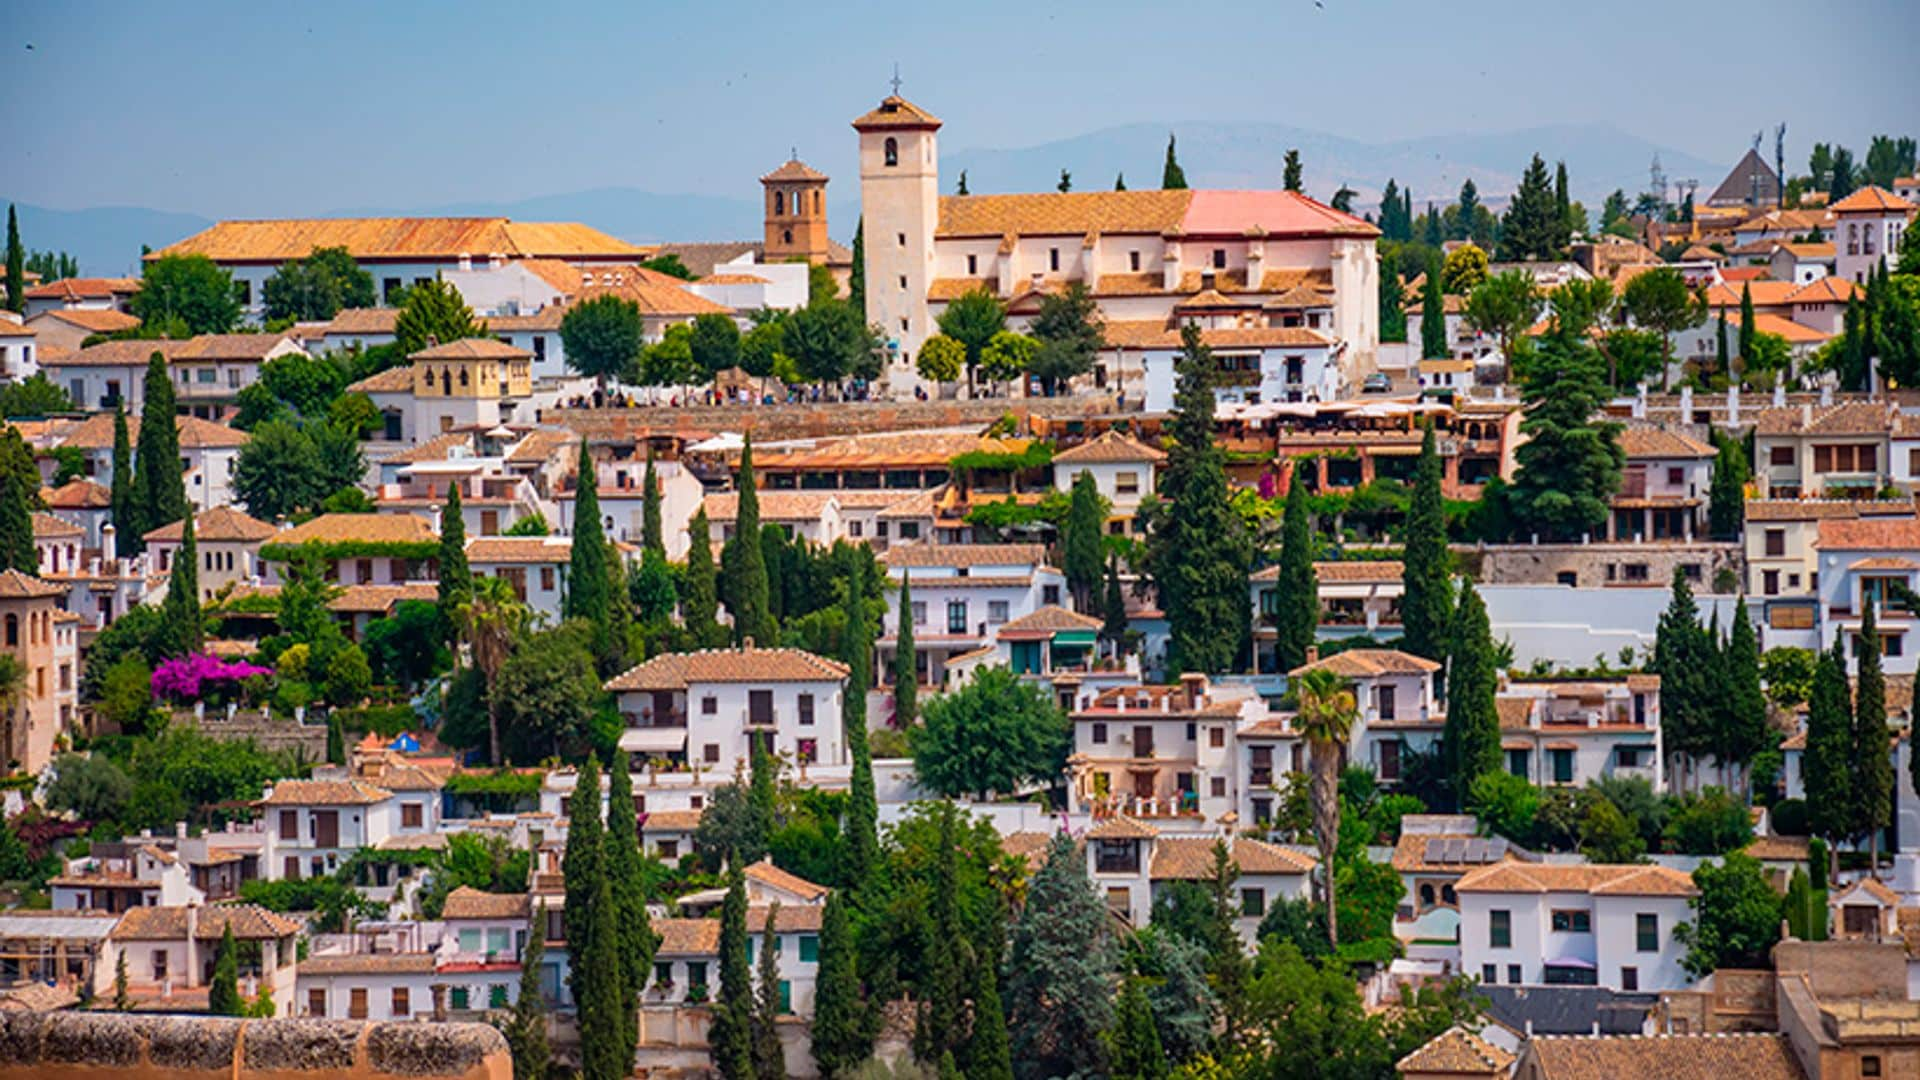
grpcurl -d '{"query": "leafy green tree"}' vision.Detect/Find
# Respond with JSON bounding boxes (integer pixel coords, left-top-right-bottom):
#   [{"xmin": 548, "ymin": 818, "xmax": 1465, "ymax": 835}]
[
  {"xmin": 1400, "ymin": 426, "xmax": 1451, "ymax": 669},
  {"xmin": 392, "ymin": 278, "xmax": 483, "ymax": 356},
  {"xmin": 1060, "ymin": 470, "xmax": 1108, "ymax": 613},
  {"xmin": 724, "ymin": 437, "xmax": 775, "ymax": 645},
  {"xmin": 130, "ymin": 255, "xmax": 239, "ymax": 334},
  {"xmin": 322, "ymin": 643, "xmax": 370, "ymax": 707},
  {"xmin": 1498, "ymin": 154, "xmax": 1562, "ymax": 260},
  {"xmin": 1508, "ymin": 326, "xmax": 1623, "ymax": 540},
  {"xmin": 640, "ymin": 323, "xmax": 701, "ymax": 387},
  {"xmin": 0, "ymin": 374, "xmax": 73, "ymax": 417},
  {"xmin": 910, "ymin": 666, "xmax": 1068, "ymax": 798},
  {"xmin": 640, "ymin": 253, "xmax": 696, "ymax": 280},
  {"xmin": 1620, "ymin": 266, "xmax": 1703, "ymax": 380},
  {"xmin": 1162, "ymin": 134, "xmax": 1187, "ymax": 190},
  {"xmin": 782, "ymin": 300, "xmax": 871, "ymax": 387},
  {"xmin": 1271, "ymin": 477, "xmax": 1319, "ymax": 672},
  {"xmin": 1440, "ymin": 244, "xmax": 1488, "ymax": 295},
  {"xmin": 3, "ymin": 206, "xmax": 20, "ymax": 313},
  {"xmin": 1143, "ymin": 323, "xmax": 1252, "ymax": 675},
  {"xmin": 1107, "ymin": 979, "xmax": 1167, "ymax": 1080},
  {"xmin": 691, "ymin": 312, "xmax": 742, "ymax": 378},
  {"xmin": 893, "ymin": 575, "xmax": 917, "ymax": 725},
  {"xmin": 1464, "ymin": 270, "xmax": 1543, "ymax": 361},
  {"xmin": 208, "ymin": 924, "xmax": 243, "ymax": 1015},
  {"xmin": 1676, "ymin": 853, "xmax": 1781, "ymax": 976},
  {"xmin": 1578, "ymin": 796, "xmax": 1644, "ymax": 863},
  {"xmin": 915, "ymin": 334, "xmax": 965, "ymax": 385},
  {"xmin": 710, "ymin": 863, "xmax": 757, "ymax": 1080},
  {"xmin": 561, "ymin": 294, "xmax": 644, "ymax": 384},
  {"xmin": 262, "ymin": 246, "xmax": 375, "ymax": 322},
  {"xmin": 978, "ymin": 331, "xmax": 1038, "ymax": 386},
  {"xmin": 504, "ymin": 906, "xmax": 551, "ymax": 1080},
  {"xmin": 1420, "ymin": 258, "xmax": 1449, "ymax": 360},
  {"xmin": 683, "ymin": 509, "xmax": 724, "ymax": 648},
  {"xmin": 1443, "ymin": 586, "xmax": 1500, "ymax": 807},
  {"xmin": 1282, "ymin": 149, "xmax": 1303, "ymax": 192},
  {"xmin": 133, "ymin": 354, "xmax": 187, "ymax": 539},
  {"xmin": 1027, "ymin": 284, "xmax": 1105, "ymax": 395},
  {"xmin": 936, "ymin": 289, "xmax": 1007, "ymax": 386},
  {"xmin": 494, "ymin": 621, "xmax": 605, "ymax": 763},
  {"xmin": 44, "ymin": 753, "xmax": 133, "ymax": 823},
  {"xmin": 1008, "ymin": 834, "xmax": 1118, "ymax": 1080},
  {"xmin": 1853, "ymin": 603, "xmax": 1894, "ymax": 871},
  {"xmin": 1664, "ymin": 787, "xmax": 1753, "ymax": 855}
]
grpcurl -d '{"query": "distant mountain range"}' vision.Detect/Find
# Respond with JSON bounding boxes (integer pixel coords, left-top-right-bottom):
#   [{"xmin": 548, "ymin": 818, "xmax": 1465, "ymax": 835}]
[{"xmin": 8, "ymin": 121, "xmax": 1728, "ymax": 277}]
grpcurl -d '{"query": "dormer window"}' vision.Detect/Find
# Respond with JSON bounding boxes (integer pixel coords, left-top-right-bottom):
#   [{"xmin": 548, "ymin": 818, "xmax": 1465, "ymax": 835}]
[{"xmin": 884, "ymin": 138, "xmax": 899, "ymax": 167}]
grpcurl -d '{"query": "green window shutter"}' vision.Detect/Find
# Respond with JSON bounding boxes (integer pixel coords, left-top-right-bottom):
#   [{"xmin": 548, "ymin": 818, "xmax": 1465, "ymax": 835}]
[{"xmin": 798, "ymin": 935, "xmax": 819, "ymax": 963}]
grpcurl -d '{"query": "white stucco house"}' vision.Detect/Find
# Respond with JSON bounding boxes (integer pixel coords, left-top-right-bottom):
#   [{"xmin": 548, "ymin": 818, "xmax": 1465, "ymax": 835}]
[
  {"xmin": 1455, "ymin": 862, "xmax": 1698, "ymax": 993},
  {"xmin": 604, "ymin": 646, "xmax": 850, "ymax": 776}
]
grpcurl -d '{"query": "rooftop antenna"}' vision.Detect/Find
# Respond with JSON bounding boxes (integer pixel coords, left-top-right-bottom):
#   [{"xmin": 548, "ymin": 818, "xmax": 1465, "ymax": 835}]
[
  {"xmin": 890, "ymin": 63, "xmax": 902, "ymax": 96},
  {"xmin": 1750, "ymin": 130, "xmax": 1765, "ymax": 207}
]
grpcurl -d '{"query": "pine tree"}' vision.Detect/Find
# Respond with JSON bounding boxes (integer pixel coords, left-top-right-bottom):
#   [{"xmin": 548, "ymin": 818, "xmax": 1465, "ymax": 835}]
[
  {"xmin": 684, "ymin": 508, "xmax": 723, "ymax": 648},
  {"xmin": 751, "ymin": 901, "xmax": 785, "ymax": 1079},
  {"xmin": 1508, "ymin": 325, "xmax": 1623, "ymax": 541},
  {"xmin": 1806, "ymin": 634, "xmax": 1854, "ymax": 843},
  {"xmin": 4, "ymin": 206, "xmax": 22, "ymax": 313},
  {"xmin": 567, "ymin": 442, "xmax": 610, "ymax": 628},
  {"xmin": 1144, "ymin": 323, "xmax": 1252, "ymax": 675},
  {"xmin": 1061, "ymin": 470, "xmax": 1105, "ymax": 613},
  {"xmin": 1499, "ymin": 155, "xmax": 1561, "ymax": 261},
  {"xmin": 438, "ymin": 484, "xmax": 471, "ymax": 632},
  {"xmin": 1007, "ymin": 834, "xmax": 1118, "ymax": 1079},
  {"xmin": 1444, "ymin": 585, "xmax": 1502, "ymax": 807},
  {"xmin": 0, "ymin": 430, "xmax": 37, "ymax": 573},
  {"xmin": 710, "ymin": 863, "xmax": 757, "ymax": 1080},
  {"xmin": 893, "ymin": 575, "xmax": 917, "ymax": 725},
  {"xmin": 811, "ymin": 892, "xmax": 870, "ymax": 1078},
  {"xmin": 1420, "ymin": 258, "xmax": 1449, "ymax": 359},
  {"xmin": 133, "ymin": 353, "xmax": 186, "ymax": 542},
  {"xmin": 208, "ymin": 924, "xmax": 242, "ymax": 1016},
  {"xmin": 505, "ymin": 906, "xmax": 552, "ymax": 1080},
  {"xmin": 1107, "ymin": 980, "xmax": 1168, "ymax": 1080},
  {"xmin": 641, "ymin": 453, "xmax": 664, "ymax": 557},
  {"xmin": 1283, "ymin": 150, "xmax": 1303, "ymax": 192},
  {"xmin": 605, "ymin": 752, "xmax": 656, "ymax": 1064},
  {"xmin": 1400, "ymin": 425, "xmax": 1451, "ymax": 671},
  {"xmin": 1272, "ymin": 476, "xmax": 1319, "ymax": 673},
  {"xmin": 1853, "ymin": 603, "xmax": 1893, "ymax": 875},
  {"xmin": 727, "ymin": 437, "xmax": 774, "ymax": 645},
  {"xmin": 1162, "ymin": 134, "xmax": 1187, "ymax": 190},
  {"xmin": 159, "ymin": 513, "xmax": 203, "ymax": 657},
  {"xmin": 1739, "ymin": 283, "xmax": 1757, "ymax": 366},
  {"xmin": 1721, "ymin": 600, "xmax": 1768, "ymax": 795},
  {"xmin": 840, "ymin": 560, "xmax": 879, "ymax": 886},
  {"xmin": 562, "ymin": 757, "xmax": 604, "ymax": 972},
  {"xmin": 109, "ymin": 406, "xmax": 137, "ymax": 550}
]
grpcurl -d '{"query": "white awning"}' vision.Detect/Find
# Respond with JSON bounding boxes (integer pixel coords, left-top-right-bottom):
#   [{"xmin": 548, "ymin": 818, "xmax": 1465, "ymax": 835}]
[{"xmin": 619, "ymin": 727, "xmax": 690, "ymax": 754}]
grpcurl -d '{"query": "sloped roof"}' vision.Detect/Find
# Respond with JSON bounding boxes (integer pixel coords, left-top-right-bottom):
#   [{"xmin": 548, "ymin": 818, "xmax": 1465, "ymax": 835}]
[
  {"xmin": 0, "ymin": 569, "xmax": 64, "ymax": 599},
  {"xmin": 1522, "ymin": 1034, "xmax": 1804, "ymax": 1080},
  {"xmin": 761, "ymin": 158, "xmax": 827, "ymax": 183},
  {"xmin": 56, "ymin": 413, "xmax": 248, "ymax": 451},
  {"xmin": 1453, "ymin": 862, "xmax": 1696, "ymax": 897},
  {"xmin": 1618, "ymin": 427, "xmax": 1715, "ymax": 459},
  {"xmin": 1751, "ymin": 401, "xmax": 1890, "ymax": 436},
  {"xmin": 347, "ymin": 366, "xmax": 415, "ymax": 394},
  {"xmin": 111, "ymin": 904, "xmax": 302, "ymax": 941},
  {"xmin": 152, "ymin": 217, "xmax": 647, "ymax": 263},
  {"xmin": 30, "ymin": 308, "xmax": 141, "ymax": 333},
  {"xmin": 1817, "ymin": 516, "xmax": 1920, "ymax": 551},
  {"xmin": 1149, "ymin": 836, "xmax": 1315, "ymax": 879},
  {"xmin": 269, "ymin": 513, "xmax": 437, "ymax": 548},
  {"xmin": 997, "ymin": 605, "xmax": 1103, "ymax": 638},
  {"xmin": 1785, "ymin": 277, "xmax": 1861, "ymax": 304},
  {"xmin": 604, "ymin": 647, "xmax": 849, "ymax": 691},
  {"xmin": 1052, "ymin": 429, "xmax": 1165, "ymax": 465},
  {"xmin": 744, "ymin": 858, "xmax": 830, "ymax": 902},
  {"xmin": 259, "ymin": 779, "xmax": 393, "ymax": 806},
  {"xmin": 327, "ymin": 583, "xmax": 439, "ymax": 614},
  {"xmin": 1707, "ymin": 148, "xmax": 1781, "ymax": 207},
  {"xmin": 143, "ymin": 506, "xmax": 276, "ymax": 543},
  {"xmin": 31, "ymin": 512, "xmax": 83, "ymax": 539},
  {"xmin": 1086, "ymin": 815, "xmax": 1158, "ymax": 840},
  {"xmin": 881, "ymin": 543, "xmax": 1048, "ymax": 569},
  {"xmin": 409, "ymin": 337, "xmax": 529, "ymax": 361},
  {"xmin": 1397, "ymin": 1026, "xmax": 1515, "ymax": 1075},
  {"xmin": 441, "ymin": 887, "xmax": 532, "ymax": 921},
  {"xmin": 1290, "ymin": 648, "xmax": 1439, "ymax": 678},
  {"xmin": 297, "ymin": 953, "xmax": 437, "ymax": 975},
  {"xmin": 1828, "ymin": 185, "xmax": 1916, "ymax": 214},
  {"xmin": 465, "ymin": 537, "xmax": 573, "ymax": 564},
  {"xmin": 44, "ymin": 479, "xmax": 111, "ymax": 510},
  {"xmin": 851, "ymin": 95, "xmax": 942, "ymax": 131},
  {"xmin": 23, "ymin": 277, "xmax": 140, "ymax": 301}
]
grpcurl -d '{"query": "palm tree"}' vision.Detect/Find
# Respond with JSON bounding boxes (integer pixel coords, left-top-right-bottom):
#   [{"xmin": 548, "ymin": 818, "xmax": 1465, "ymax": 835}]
[
  {"xmin": 0, "ymin": 654, "xmax": 23, "ymax": 772},
  {"xmin": 1293, "ymin": 665, "xmax": 1357, "ymax": 948},
  {"xmin": 457, "ymin": 576, "xmax": 529, "ymax": 764}
]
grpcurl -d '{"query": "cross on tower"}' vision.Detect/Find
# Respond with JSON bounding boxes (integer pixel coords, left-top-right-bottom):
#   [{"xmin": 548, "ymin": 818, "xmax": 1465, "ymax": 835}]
[{"xmin": 890, "ymin": 63, "xmax": 902, "ymax": 95}]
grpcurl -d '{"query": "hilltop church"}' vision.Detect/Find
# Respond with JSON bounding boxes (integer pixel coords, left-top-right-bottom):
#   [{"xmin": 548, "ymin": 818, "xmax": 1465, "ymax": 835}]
[{"xmin": 852, "ymin": 94, "xmax": 1382, "ymax": 401}]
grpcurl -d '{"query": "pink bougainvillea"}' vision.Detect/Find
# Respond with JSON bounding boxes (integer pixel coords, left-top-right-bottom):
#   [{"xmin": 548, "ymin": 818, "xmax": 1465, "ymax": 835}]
[{"xmin": 151, "ymin": 654, "xmax": 274, "ymax": 701}]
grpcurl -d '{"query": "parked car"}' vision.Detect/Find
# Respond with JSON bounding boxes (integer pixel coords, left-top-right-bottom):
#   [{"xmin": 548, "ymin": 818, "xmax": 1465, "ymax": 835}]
[{"xmin": 1362, "ymin": 372, "xmax": 1394, "ymax": 394}]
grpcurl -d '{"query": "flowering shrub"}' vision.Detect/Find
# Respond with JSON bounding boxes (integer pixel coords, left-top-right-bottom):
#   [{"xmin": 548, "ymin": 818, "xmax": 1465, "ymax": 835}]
[{"xmin": 151, "ymin": 654, "xmax": 275, "ymax": 702}]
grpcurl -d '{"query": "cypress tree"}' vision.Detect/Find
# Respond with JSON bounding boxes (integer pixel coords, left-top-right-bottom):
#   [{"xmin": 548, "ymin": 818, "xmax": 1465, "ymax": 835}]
[
  {"xmin": 506, "ymin": 905, "xmax": 552, "ymax": 1080},
  {"xmin": 133, "ymin": 353, "xmax": 186, "ymax": 543},
  {"xmin": 1444, "ymin": 584, "xmax": 1501, "ymax": 807},
  {"xmin": 566, "ymin": 442, "xmax": 610, "ymax": 628},
  {"xmin": 113, "ymin": 953, "xmax": 130, "ymax": 1011},
  {"xmin": 110, "ymin": 406, "xmax": 137, "ymax": 550},
  {"xmin": 1100, "ymin": 554, "xmax": 1129, "ymax": 655},
  {"xmin": 1378, "ymin": 247, "xmax": 1407, "ymax": 344},
  {"xmin": 438, "ymin": 484, "xmax": 471, "ymax": 632},
  {"xmin": 603, "ymin": 555, "xmax": 633, "ymax": 676},
  {"xmin": 1114, "ymin": 173, "xmax": 1127, "ymax": 192},
  {"xmin": 1272, "ymin": 476, "xmax": 1319, "ymax": 673},
  {"xmin": 3, "ymin": 203, "xmax": 20, "ymax": 311},
  {"xmin": 684, "ymin": 508, "xmax": 723, "ymax": 648},
  {"xmin": 562, "ymin": 757, "xmax": 604, "ymax": 971},
  {"xmin": 1420, "ymin": 259, "xmax": 1449, "ymax": 360},
  {"xmin": 1107, "ymin": 980, "xmax": 1168, "ymax": 1080},
  {"xmin": 1423, "ymin": 201, "xmax": 1444, "ymax": 247},
  {"xmin": 751, "ymin": 900, "xmax": 785, "ymax": 1079},
  {"xmin": 641, "ymin": 453, "xmax": 664, "ymax": 557},
  {"xmin": 915, "ymin": 805, "xmax": 965, "ymax": 1063},
  {"xmin": 0, "ymin": 429, "xmax": 37, "ymax": 573},
  {"xmin": 709, "ymin": 863, "xmax": 757, "ymax": 1080},
  {"xmin": 160, "ymin": 513, "xmax": 203, "ymax": 657},
  {"xmin": 893, "ymin": 574, "xmax": 917, "ymax": 725},
  {"xmin": 576, "ymin": 873, "xmax": 628, "ymax": 1080},
  {"xmin": 748, "ymin": 738, "xmax": 777, "ymax": 859},
  {"xmin": 1716, "ymin": 314, "xmax": 1730, "ymax": 376},
  {"xmin": 1805, "ymin": 634, "xmax": 1854, "ymax": 843},
  {"xmin": 840, "ymin": 560, "xmax": 879, "ymax": 885},
  {"xmin": 1721, "ymin": 599, "xmax": 1768, "ymax": 795},
  {"xmin": 811, "ymin": 891, "xmax": 870, "ymax": 1078},
  {"xmin": 848, "ymin": 220, "xmax": 866, "ymax": 320},
  {"xmin": 1400, "ymin": 425, "xmax": 1451, "ymax": 672},
  {"xmin": 325, "ymin": 712, "xmax": 345, "ymax": 766},
  {"xmin": 1161, "ymin": 134, "xmax": 1187, "ymax": 190},
  {"xmin": 1651, "ymin": 572, "xmax": 1711, "ymax": 788},
  {"xmin": 1061, "ymin": 469, "xmax": 1105, "ymax": 613},
  {"xmin": 1283, "ymin": 149, "xmax": 1302, "ymax": 192},
  {"xmin": 727, "ymin": 437, "xmax": 774, "ymax": 645},
  {"xmin": 1853, "ymin": 603, "xmax": 1893, "ymax": 874},
  {"xmin": 1739, "ymin": 283, "xmax": 1757, "ymax": 366},
  {"xmin": 208, "ymin": 924, "xmax": 242, "ymax": 1016},
  {"xmin": 1553, "ymin": 160, "xmax": 1572, "ymax": 254},
  {"xmin": 964, "ymin": 925, "xmax": 1014, "ymax": 1080},
  {"xmin": 1144, "ymin": 323, "xmax": 1252, "ymax": 676},
  {"xmin": 605, "ymin": 752, "xmax": 656, "ymax": 1063}
]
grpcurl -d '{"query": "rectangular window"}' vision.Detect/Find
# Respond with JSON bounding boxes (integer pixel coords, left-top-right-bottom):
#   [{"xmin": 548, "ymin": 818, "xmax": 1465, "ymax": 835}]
[
  {"xmin": 1049, "ymin": 248, "xmax": 1060, "ymax": 272},
  {"xmin": 1092, "ymin": 722, "xmax": 1108, "ymax": 744},
  {"xmin": 349, "ymin": 988, "xmax": 368, "ymax": 1019},
  {"xmin": 1210, "ymin": 776, "xmax": 1226, "ymax": 797},
  {"xmin": 947, "ymin": 600, "xmax": 967, "ymax": 634},
  {"xmin": 1862, "ymin": 1055, "xmax": 1882, "ymax": 1077},
  {"xmin": 1115, "ymin": 471, "xmax": 1139, "ymax": 494},
  {"xmin": 799, "ymin": 935, "xmax": 819, "ymax": 963},
  {"xmin": 1620, "ymin": 967, "xmax": 1638, "ymax": 991},
  {"xmin": 967, "ymin": 254, "xmax": 978, "ymax": 275},
  {"xmin": 1212, "ymin": 249, "xmax": 1226, "ymax": 269},
  {"xmin": 278, "ymin": 810, "xmax": 298, "ymax": 841},
  {"xmin": 488, "ymin": 928, "xmax": 511, "ymax": 955},
  {"xmin": 1506, "ymin": 748, "xmax": 1529, "ymax": 777},
  {"xmin": 779, "ymin": 980, "xmax": 792, "ymax": 1013},
  {"xmin": 1636, "ymin": 913, "xmax": 1659, "ymax": 952},
  {"xmin": 460, "ymin": 929, "xmax": 482, "ymax": 953},
  {"xmin": 988, "ymin": 600, "xmax": 1009, "ymax": 623},
  {"xmin": 1550, "ymin": 910, "xmax": 1592, "ymax": 933},
  {"xmin": 798, "ymin": 694, "xmax": 815, "ymax": 726},
  {"xmin": 688, "ymin": 961, "xmax": 708, "ymax": 988},
  {"xmin": 1764, "ymin": 528, "xmax": 1786, "ymax": 557},
  {"xmin": 702, "ymin": 696, "xmax": 717, "ymax": 715},
  {"xmin": 704, "ymin": 743, "xmax": 720, "ymax": 763},
  {"xmin": 1043, "ymin": 584, "xmax": 1061, "ymax": 605},
  {"xmin": 1210, "ymin": 726, "xmax": 1225, "ymax": 748},
  {"xmin": 391, "ymin": 987, "xmax": 410, "ymax": 1017},
  {"xmin": 1508, "ymin": 964, "xmax": 1522, "ymax": 984},
  {"xmin": 1482, "ymin": 964, "xmax": 1497, "ymax": 984},
  {"xmin": 489, "ymin": 985, "xmax": 509, "ymax": 1008},
  {"xmin": 152, "ymin": 951, "xmax": 168, "ymax": 979},
  {"xmin": 848, "ymin": 520, "xmax": 863, "ymax": 538},
  {"xmin": 401, "ymin": 804, "xmax": 423, "ymax": 828},
  {"xmin": 1129, "ymin": 251, "xmax": 1141, "ymax": 272},
  {"xmin": 1489, "ymin": 909, "xmax": 1512, "ymax": 948},
  {"xmin": 1241, "ymin": 887, "xmax": 1266, "ymax": 917},
  {"xmin": 1551, "ymin": 749, "xmax": 1575, "ymax": 784}
]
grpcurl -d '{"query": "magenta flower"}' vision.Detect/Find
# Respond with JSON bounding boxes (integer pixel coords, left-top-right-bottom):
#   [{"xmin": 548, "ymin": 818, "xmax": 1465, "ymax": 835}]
[{"xmin": 151, "ymin": 654, "xmax": 275, "ymax": 701}]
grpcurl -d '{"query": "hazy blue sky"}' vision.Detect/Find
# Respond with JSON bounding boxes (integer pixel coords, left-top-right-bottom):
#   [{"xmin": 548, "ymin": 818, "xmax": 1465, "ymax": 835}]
[{"xmin": 6, "ymin": 0, "xmax": 1916, "ymax": 216}]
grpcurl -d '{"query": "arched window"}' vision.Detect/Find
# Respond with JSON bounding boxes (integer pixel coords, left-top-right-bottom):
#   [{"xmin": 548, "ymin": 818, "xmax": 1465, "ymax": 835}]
[
  {"xmin": 773, "ymin": 191, "xmax": 785, "ymax": 215},
  {"xmin": 459, "ymin": 368, "xmax": 469, "ymax": 387},
  {"xmin": 884, "ymin": 137, "xmax": 898, "ymax": 167},
  {"xmin": 441, "ymin": 370, "xmax": 452, "ymax": 394},
  {"xmin": 783, "ymin": 229, "xmax": 793, "ymax": 245},
  {"xmin": 1419, "ymin": 884, "xmax": 1436, "ymax": 907},
  {"xmin": 4, "ymin": 614, "xmax": 16, "ymax": 648}
]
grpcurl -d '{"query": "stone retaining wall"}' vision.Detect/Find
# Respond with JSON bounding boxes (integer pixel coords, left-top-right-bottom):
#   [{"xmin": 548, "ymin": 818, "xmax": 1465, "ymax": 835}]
[{"xmin": 0, "ymin": 1012, "xmax": 509, "ymax": 1080}]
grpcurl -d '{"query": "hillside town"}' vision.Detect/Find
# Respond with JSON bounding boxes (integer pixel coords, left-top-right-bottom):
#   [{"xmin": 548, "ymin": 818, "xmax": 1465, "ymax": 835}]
[{"xmin": 2, "ymin": 80, "xmax": 1920, "ymax": 1080}]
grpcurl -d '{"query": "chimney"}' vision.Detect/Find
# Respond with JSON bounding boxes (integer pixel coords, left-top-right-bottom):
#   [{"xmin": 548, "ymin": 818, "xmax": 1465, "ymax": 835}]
[
  {"xmin": 1802, "ymin": 402, "xmax": 1813, "ymax": 427},
  {"xmin": 101, "ymin": 523, "xmax": 116, "ymax": 566},
  {"xmin": 1180, "ymin": 672, "xmax": 1209, "ymax": 707},
  {"xmin": 489, "ymin": 252, "xmax": 505, "ymax": 270},
  {"xmin": 1304, "ymin": 644, "xmax": 1319, "ymax": 665},
  {"xmin": 183, "ymin": 905, "xmax": 198, "ymax": 986},
  {"xmin": 457, "ymin": 252, "xmax": 472, "ymax": 271}
]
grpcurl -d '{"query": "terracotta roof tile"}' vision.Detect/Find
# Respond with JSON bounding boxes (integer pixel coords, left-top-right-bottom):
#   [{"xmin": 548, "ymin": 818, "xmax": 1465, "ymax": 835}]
[
  {"xmin": 23, "ymin": 277, "xmax": 140, "ymax": 301},
  {"xmin": 1086, "ymin": 815, "xmax": 1158, "ymax": 840},
  {"xmin": 1454, "ymin": 862, "xmax": 1697, "ymax": 897},
  {"xmin": 881, "ymin": 543, "xmax": 1048, "ymax": 569},
  {"xmin": 1619, "ymin": 427, "xmax": 1715, "ymax": 459},
  {"xmin": 259, "ymin": 778, "xmax": 392, "ymax": 806},
  {"xmin": 760, "ymin": 159, "xmax": 827, "ymax": 183},
  {"xmin": 0, "ymin": 569, "xmax": 64, "ymax": 599},
  {"xmin": 1052, "ymin": 429, "xmax": 1165, "ymax": 465},
  {"xmin": 465, "ymin": 537, "xmax": 573, "ymax": 564},
  {"xmin": 1149, "ymin": 836, "xmax": 1314, "ymax": 879},
  {"xmin": 1750, "ymin": 313, "xmax": 1830, "ymax": 345},
  {"xmin": 1828, "ymin": 186, "xmax": 1916, "ymax": 214},
  {"xmin": 744, "ymin": 858, "xmax": 830, "ymax": 902},
  {"xmin": 1522, "ymin": 1034, "xmax": 1804, "ymax": 1080},
  {"xmin": 997, "ymin": 605, "xmax": 1103, "ymax": 637},
  {"xmin": 1397, "ymin": 1026, "xmax": 1515, "ymax": 1075},
  {"xmin": 143, "ymin": 506, "xmax": 276, "ymax": 543},
  {"xmin": 327, "ymin": 583, "xmax": 439, "ymax": 614},
  {"xmin": 298, "ymin": 953, "xmax": 438, "ymax": 975},
  {"xmin": 505, "ymin": 428, "xmax": 577, "ymax": 465},
  {"xmin": 1817, "ymin": 515, "xmax": 1920, "ymax": 551},
  {"xmin": 1744, "ymin": 498, "xmax": 1907, "ymax": 522},
  {"xmin": 441, "ymin": 887, "xmax": 532, "ymax": 921},
  {"xmin": 642, "ymin": 809, "xmax": 704, "ymax": 830},
  {"xmin": 152, "ymin": 217, "xmax": 646, "ymax": 263},
  {"xmin": 604, "ymin": 647, "xmax": 848, "ymax": 691},
  {"xmin": 30, "ymin": 308, "xmax": 140, "ymax": 333},
  {"xmin": 346, "ymin": 366, "xmax": 415, "ymax": 394},
  {"xmin": 1101, "ymin": 320, "xmax": 1333, "ymax": 350},
  {"xmin": 269, "ymin": 513, "xmax": 437, "ymax": 548},
  {"xmin": 1786, "ymin": 277, "xmax": 1862, "ymax": 304},
  {"xmin": 111, "ymin": 904, "xmax": 302, "ymax": 941},
  {"xmin": 31, "ymin": 512, "xmax": 83, "ymax": 539},
  {"xmin": 702, "ymin": 491, "xmax": 839, "ymax": 522},
  {"xmin": 654, "ymin": 917, "xmax": 722, "ymax": 956},
  {"xmin": 1290, "ymin": 648, "xmax": 1439, "ymax": 678},
  {"xmin": 850, "ymin": 95, "xmax": 943, "ymax": 131},
  {"xmin": 409, "ymin": 337, "xmax": 530, "ymax": 361},
  {"xmin": 1751, "ymin": 401, "xmax": 1891, "ymax": 436},
  {"xmin": 56, "ymin": 413, "xmax": 248, "ymax": 451}
]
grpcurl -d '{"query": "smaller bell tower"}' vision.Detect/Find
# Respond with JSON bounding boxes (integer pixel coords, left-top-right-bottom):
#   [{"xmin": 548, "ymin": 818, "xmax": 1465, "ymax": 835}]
[{"xmin": 761, "ymin": 156, "xmax": 831, "ymax": 264}]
